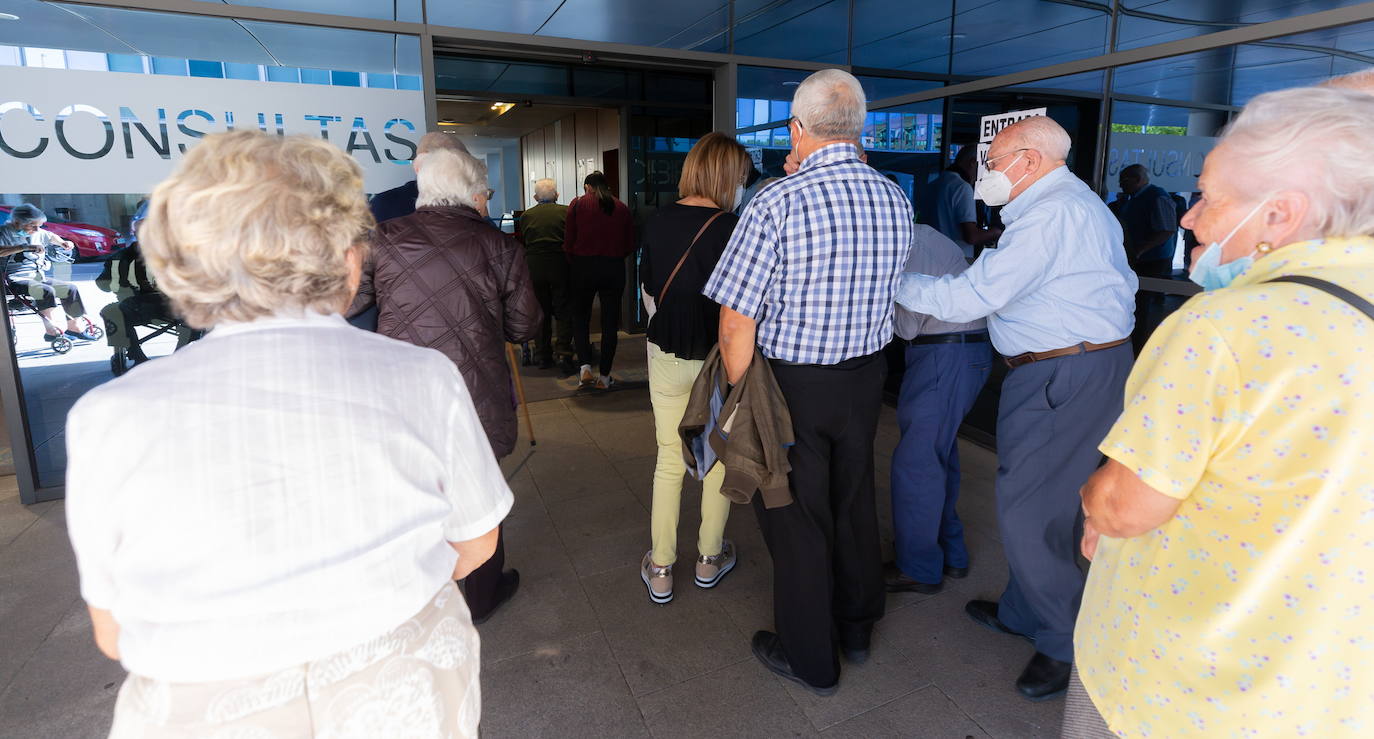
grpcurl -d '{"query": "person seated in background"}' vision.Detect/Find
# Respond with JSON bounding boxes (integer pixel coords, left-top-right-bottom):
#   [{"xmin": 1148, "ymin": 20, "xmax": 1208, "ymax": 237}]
[
  {"xmin": 67, "ymin": 130, "xmax": 511, "ymax": 737},
  {"xmin": 350, "ymin": 145, "xmax": 540, "ymax": 625},
  {"xmin": 519, "ymin": 178, "xmax": 573, "ymax": 371},
  {"xmin": 96, "ymin": 202, "xmax": 187, "ymax": 365},
  {"xmin": 1071, "ymin": 85, "xmax": 1374, "ymax": 739},
  {"xmin": 0, "ymin": 204, "xmax": 98, "ymax": 344}
]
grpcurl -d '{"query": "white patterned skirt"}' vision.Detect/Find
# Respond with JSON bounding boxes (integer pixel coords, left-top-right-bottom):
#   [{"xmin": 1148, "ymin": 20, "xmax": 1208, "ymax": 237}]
[{"xmin": 109, "ymin": 582, "xmax": 481, "ymax": 739}]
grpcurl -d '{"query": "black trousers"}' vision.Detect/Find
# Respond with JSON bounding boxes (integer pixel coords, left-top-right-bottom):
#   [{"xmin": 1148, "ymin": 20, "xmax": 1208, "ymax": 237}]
[
  {"xmin": 462, "ymin": 525, "xmax": 505, "ymax": 620},
  {"xmin": 570, "ymin": 256, "xmax": 625, "ymax": 376},
  {"xmin": 100, "ymin": 292, "xmax": 176, "ymax": 361},
  {"xmin": 527, "ymin": 253, "xmax": 573, "ymax": 363},
  {"xmin": 754, "ymin": 352, "xmax": 887, "ymax": 688}
]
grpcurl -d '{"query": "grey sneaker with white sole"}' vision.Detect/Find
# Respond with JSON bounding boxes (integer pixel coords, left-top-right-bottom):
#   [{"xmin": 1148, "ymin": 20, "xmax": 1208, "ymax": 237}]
[{"xmin": 695, "ymin": 539, "xmax": 736, "ymax": 588}]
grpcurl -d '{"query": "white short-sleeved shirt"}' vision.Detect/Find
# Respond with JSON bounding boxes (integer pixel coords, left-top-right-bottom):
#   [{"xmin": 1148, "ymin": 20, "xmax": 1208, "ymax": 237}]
[{"xmin": 65, "ymin": 312, "xmax": 514, "ymax": 683}]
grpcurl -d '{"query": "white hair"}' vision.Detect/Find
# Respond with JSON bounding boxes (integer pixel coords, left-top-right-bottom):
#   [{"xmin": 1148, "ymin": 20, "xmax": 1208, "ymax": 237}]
[
  {"xmin": 416, "ymin": 149, "xmax": 488, "ymax": 208},
  {"xmin": 1002, "ymin": 116, "xmax": 1071, "ymax": 162},
  {"xmin": 533, "ymin": 178, "xmax": 558, "ymax": 203},
  {"xmin": 416, "ymin": 131, "xmax": 470, "ymax": 156},
  {"xmin": 1222, "ymin": 86, "xmax": 1374, "ymax": 238},
  {"xmin": 1322, "ymin": 67, "xmax": 1374, "ymax": 95},
  {"xmin": 791, "ymin": 68, "xmax": 866, "ymax": 141}
]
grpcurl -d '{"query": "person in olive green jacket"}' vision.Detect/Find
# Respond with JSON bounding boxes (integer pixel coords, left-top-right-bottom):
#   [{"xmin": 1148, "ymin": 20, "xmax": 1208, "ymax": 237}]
[{"xmin": 519, "ymin": 179, "xmax": 572, "ymax": 369}]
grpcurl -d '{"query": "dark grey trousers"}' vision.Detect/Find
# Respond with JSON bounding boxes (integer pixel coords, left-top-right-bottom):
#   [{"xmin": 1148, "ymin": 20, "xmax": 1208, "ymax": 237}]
[{"xmin": 994, "ymin": 343, "xmax": 1132, "ymax": 662}]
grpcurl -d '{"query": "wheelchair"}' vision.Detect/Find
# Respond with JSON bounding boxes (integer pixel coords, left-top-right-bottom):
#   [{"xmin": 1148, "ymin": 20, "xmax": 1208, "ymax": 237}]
[
  {"xmin": 105, "ymin": 301, "xmax": 201, "ymax": 377},
  {"xmin": 4, "ymin": 275, "xmax": 102, "ymax": 355}
]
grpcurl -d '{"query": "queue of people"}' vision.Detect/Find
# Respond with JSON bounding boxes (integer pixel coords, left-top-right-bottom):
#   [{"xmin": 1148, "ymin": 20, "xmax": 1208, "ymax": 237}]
[{"xmin": 57, "ymin": 64, "xmax": 1374, "ymax": 738}]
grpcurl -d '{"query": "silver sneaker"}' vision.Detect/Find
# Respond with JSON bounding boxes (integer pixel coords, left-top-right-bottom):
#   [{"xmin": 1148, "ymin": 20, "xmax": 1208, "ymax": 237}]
[
  {"xmin": 640, "ymin": 551, "xmax": 673, "ymax": 604},
  {"xmin": 695, "ymin": 539, "xmax": 736, "ymax": 588}
]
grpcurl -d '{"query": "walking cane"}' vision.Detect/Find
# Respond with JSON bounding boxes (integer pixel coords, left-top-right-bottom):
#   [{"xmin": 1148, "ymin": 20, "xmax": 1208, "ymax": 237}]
[{"xmin": 507, "ymin": 343, "xmax": 537, "ymax": 446}]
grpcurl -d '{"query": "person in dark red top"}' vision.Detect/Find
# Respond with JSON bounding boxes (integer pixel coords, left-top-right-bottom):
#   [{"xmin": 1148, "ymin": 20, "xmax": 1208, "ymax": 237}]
[{"xmin": 564, "ymin": 171, "xmax": 635, "ymax": 390}]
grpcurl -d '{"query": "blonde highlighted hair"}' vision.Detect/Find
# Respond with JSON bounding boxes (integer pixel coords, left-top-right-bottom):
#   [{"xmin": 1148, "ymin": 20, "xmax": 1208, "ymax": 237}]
[
  {"xmin": 139, "ymin": 130, "xmax": 373, "ymax": 329},
  {"xmin": 677, "ymin": 132, "xmax": 751, "ymax": 211}
]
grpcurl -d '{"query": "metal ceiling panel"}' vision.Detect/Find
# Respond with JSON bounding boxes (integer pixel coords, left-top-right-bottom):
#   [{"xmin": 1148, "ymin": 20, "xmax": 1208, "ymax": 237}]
[
  {"xmin": 0, "ymin": 0, "xmax": 139, "ymax": 56},
  {"xmin": 537, "ymin": 0, "xmax": 729, "ymax": 49},
  {"xmin": 426, "ymin": 0, "xmax": 564, "ymax": 35},
  {"xmin": 223, "ymin": 0, "xmax": 423, "ymax": 22},
  {"xmin": 53, "ymin": 3, "xmax": 273, "ymax": 64},
  {"xmin": 733, "ymin": 0, "xmax": 848, "ymax": 61},
  {"xmin": 238, "ymin": 20, "xmax": 417, "ymax": 74}
]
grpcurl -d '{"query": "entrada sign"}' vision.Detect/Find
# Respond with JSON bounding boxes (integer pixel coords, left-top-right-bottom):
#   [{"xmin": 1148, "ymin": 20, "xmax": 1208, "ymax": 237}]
[{"xmin": 0, "ymin": 66, "xmax": 424, "ymax": 194}]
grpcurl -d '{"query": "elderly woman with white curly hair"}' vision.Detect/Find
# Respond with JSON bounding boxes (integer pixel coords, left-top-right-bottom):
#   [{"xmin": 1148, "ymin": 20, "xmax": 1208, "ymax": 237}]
[
  {"xmin": 350, "ymin": 141, "xmax": 540, "ymax": 625},
  {"xmin": 1068, "ymin": 86, "xmax": 1374, "ymax": 737},
  {"xmin": 65, "ymin": 130, "xmax": 511, "ymax": 738}
]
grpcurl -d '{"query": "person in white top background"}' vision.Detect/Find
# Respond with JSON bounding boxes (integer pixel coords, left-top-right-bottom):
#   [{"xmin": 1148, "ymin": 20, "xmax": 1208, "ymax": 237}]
[{"xmin": 65, "ymin": 130, "xmax": 513, "ymax": 738}]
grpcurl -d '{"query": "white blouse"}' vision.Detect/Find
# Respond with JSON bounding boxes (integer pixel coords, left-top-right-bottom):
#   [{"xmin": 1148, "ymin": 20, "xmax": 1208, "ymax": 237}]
[{"xmin": 65, "ymin": 313, "xmax": 513, "ymax": 683}]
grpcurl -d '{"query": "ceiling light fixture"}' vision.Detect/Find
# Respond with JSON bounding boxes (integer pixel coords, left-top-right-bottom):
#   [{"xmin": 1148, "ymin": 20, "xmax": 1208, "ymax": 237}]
[
  {"xmin": 782, "ymin": 81, "xmax": 800, "ymax": 87},
  {"xmin": 0, "ymin": 12, "xmax": 20, "ymax": 21},
  {"xmin": 943, "ymin": 33, "xmax": 968, "ymax": 40},
  {"xmin": 489, "ymin": 102, "xmax": 515, "ymax": 116}
]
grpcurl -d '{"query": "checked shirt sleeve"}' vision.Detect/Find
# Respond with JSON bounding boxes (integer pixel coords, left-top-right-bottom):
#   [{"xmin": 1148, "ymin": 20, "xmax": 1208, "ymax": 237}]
[{"xmin": 703, "ymin": 201, "xmax": 780, "ymax": 320}]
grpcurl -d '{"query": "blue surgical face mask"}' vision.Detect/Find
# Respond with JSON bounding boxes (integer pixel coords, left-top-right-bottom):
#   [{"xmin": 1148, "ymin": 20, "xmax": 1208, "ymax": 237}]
[{"xmin": 1188, "ymin": 199, "xmax": 1269, "ymax": 292}]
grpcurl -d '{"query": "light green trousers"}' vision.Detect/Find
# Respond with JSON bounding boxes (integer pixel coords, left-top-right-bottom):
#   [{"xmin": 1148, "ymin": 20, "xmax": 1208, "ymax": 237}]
[{"xmin": 648, "ymin": 341, "xmax": 729, "ymax": 566}]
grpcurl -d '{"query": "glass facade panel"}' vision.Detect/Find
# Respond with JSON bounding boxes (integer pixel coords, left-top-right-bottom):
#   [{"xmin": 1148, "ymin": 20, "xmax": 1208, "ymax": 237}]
[{"xmin": 0, "ymin": 9, "xmax": 425, "ymax": 493}]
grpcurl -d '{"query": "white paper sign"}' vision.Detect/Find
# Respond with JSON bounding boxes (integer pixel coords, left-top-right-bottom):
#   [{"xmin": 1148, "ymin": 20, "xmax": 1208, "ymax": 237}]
[
  {"xmin": 0, "ymin": 66, "xmax": 425, "ymax": 195},
  {"xmin": 1106, "ymin": 131, "xmax": 1215, "ymax": 194},
  {"xmin": 976, "ymin": 107, "xmax": 1047, "ymax": 182}
]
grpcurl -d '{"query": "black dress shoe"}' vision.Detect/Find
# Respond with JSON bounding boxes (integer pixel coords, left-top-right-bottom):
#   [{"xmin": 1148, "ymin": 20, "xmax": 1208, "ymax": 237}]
[
  {"xmin": 964, "ymin": 600, "xmax": 1033, "ymax": 643},
  {"xmin": 1016, "ymin": 652, "xmax": 1071, "ymax": 701},
  {"xmin": 471, "ymin": 569, "xmax": 520, "ymax": 625},
  {"xmin": 943, "ymin": 565, "xmax": 969, "ymax": 579},
  {"xmin": 751, "ymin": 631, "xmax": 838, "ymax": 696},
  {"xmin": 883, "ymin": 562, "xmax": 942, "ymax": 594}
]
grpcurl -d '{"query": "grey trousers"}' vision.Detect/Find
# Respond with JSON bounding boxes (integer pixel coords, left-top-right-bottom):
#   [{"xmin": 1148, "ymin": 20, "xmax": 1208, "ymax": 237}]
[{"xmin": 993, "ymin": 343, "xmax": 1132, "ymax": 662}]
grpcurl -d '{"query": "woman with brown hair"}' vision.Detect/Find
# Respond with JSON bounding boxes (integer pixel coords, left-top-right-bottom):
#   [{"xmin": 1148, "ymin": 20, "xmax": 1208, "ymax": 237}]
[
  {"xmin": 564, "ymin": 170, "xmax": 634, "ymax": 391},
  {"xmin": 637, "ymin": 132, "xmax": 752, "ymax": 604}
]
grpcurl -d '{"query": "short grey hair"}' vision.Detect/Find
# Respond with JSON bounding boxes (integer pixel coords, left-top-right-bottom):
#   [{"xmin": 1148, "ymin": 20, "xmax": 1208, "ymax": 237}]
[
  {"xmin": 1322, "ymin": 67, "xmax": 1374, "ymax": 94},
  {"xmin": 1222, "ymin": 85, "xmax": 1374, "ymax": 238},
  {"xmin": 4, "ymin": 203, "xmax": 45, "ymax": 228},
  {"xmin": 791, "ymin": 69, "xmax": 866, "ymax": 141},
  {"xmin": 416, "ymin": 149, "xmax": 489, "ymax": 208},
  {"xmin": 416, "ymin": 131, "xmax": 470, "ymax": 156},
  {"xmin": 533, "ymin": 178, "xmax": 558, "ymax": 203},
  {"xmin": 1001, "ymin": 116, "xmax": 1071, "ymax": 162}
]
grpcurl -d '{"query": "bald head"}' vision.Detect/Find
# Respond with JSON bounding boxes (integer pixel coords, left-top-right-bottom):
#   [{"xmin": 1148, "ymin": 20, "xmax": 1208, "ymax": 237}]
[
  {"xmin": 997, "ymin": 116, "xmax": 1071, "ymax": 163},
  {"xmin": 1322, "ymin": 68, "xmax": 1374, "ymax": 95},
  {"xmin": 1119, "ymin": 163, "xmax": 1148, "ymax": 194}
]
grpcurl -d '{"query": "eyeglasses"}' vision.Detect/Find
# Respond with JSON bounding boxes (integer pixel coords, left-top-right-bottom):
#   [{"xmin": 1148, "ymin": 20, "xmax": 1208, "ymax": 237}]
[
  {"xmin": 483, "ymin": 188, "xmax": 495, "ymax": 200},
  {"xmin": 985, "ymin": 148, "xmax": 1028, "ymax": 171}
]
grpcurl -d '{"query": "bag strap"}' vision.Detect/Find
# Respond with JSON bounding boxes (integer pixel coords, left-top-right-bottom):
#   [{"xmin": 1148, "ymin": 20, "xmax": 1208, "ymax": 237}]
[
  {"xmin": 1264, "ymin": 275, "xmax": 1374, "ymax": 322},
  {"xmin": 658, "ymin": 210, "xmax": 725, "ymax": 305}
]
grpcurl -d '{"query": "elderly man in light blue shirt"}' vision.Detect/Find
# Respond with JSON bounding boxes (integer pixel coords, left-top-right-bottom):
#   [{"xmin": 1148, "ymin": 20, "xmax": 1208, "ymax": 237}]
[{"xmin": 896, "ymin": 116, "xmax": 1135, "ymax": 702}]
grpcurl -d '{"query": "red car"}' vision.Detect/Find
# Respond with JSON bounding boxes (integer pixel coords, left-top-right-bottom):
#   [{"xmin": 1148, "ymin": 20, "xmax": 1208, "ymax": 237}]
[{"xmin": 0, "ymin": 205, "xmax": 123, "ymax": 261}]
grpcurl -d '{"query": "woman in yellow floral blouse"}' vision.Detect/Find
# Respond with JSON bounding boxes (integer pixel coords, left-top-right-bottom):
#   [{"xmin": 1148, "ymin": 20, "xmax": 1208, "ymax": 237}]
[{"xmin": 1070, "ymin": 85, "xmax": 1374, "ymax": 738}]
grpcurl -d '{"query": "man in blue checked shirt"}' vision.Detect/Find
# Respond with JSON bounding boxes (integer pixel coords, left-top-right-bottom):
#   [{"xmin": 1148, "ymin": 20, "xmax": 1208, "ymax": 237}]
[
  {"xmin": 704, "ymin": 68, "xmax": 913, "ymax": 696},
  {"xmin": 896, "ymin": 116, "xmax": 1136, "ymax": 702}
]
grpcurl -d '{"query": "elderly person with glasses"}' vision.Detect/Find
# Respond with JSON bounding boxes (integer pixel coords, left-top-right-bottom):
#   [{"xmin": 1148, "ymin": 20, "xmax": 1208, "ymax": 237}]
[
  {"xmin": 1069, "ymin": 86, "xmax": 1374, "ymax": 737},
  {"xmin": 66, "ymin": 131, "xmax": 512, "ymax": 737},
  {"xmin": 351, "ymin": 145, "xmax": 540, "ymax": 625},
  {"xmin": 1, "ymin": 203, "xmax": 98, "ymax": 343}
]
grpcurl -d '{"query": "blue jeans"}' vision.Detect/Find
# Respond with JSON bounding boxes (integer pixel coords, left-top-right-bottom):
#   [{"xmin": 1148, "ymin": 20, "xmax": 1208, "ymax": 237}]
[{"xmin": 890, "ymin": 337, "xmax": 992, "ymax": 585}]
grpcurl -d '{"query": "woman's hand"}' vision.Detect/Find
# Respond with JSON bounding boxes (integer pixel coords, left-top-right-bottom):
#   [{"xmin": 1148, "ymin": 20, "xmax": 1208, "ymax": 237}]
[
  {"xmin": 88, "ymin": 605, "xmax": 121, "ymax": 661},
  {"xmin": 1081, "ymin": 517, "xmax": 1102, "ymax": 561}
]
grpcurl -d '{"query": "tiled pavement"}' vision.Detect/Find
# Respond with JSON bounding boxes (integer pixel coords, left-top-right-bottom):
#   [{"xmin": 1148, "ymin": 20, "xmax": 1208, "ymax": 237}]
[{"xmin": 0, "ymin": 335, "xmax": 1067, "ymax": 738}]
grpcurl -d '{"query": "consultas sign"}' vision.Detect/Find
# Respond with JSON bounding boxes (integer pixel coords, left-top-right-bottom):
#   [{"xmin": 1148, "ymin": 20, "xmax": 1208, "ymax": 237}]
[{"xmin": 0, "ymin": 66, "xmax": 424, "ymax": 194}]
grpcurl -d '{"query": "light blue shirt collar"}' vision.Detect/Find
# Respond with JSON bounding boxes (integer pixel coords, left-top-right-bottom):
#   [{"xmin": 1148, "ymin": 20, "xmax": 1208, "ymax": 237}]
[
  {"xmin": 799, "ymin": 143, "xmax": 861, "ymax": 172},
  {"xmin": 1001, "ymin": 165, "xmax": 1071, "ymax": 223}
]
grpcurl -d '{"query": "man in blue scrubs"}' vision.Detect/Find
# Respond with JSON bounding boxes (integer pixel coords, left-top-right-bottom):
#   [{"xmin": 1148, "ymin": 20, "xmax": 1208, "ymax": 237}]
[{"xmin": 895, "ymin": 116, "xmax": 1136, "ymax": 702}]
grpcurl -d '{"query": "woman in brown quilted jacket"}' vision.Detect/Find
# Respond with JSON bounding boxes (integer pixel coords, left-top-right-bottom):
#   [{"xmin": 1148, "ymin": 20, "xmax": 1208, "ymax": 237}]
[{"xmin": 350, "ymin": 146, "xmax": 541, "ymax": 624}]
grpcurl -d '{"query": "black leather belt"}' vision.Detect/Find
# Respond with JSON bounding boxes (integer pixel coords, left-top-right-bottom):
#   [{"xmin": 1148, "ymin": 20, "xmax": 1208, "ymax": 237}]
[{"xmin": 906, "ymin": 331, "xmax": 989, "ymax": 346}]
